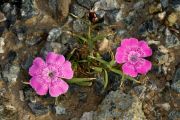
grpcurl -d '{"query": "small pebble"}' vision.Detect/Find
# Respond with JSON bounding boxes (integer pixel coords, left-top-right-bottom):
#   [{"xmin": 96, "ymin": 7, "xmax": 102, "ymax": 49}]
[{"xmin": 167, "ymin": 12, "xmax": 177, "ymax": 26}]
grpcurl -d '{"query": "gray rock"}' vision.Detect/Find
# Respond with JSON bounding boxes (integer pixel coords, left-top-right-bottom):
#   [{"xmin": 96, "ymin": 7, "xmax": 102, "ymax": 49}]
[
  {"xmin": 2, "ymin": 3, "xmax": 12, "ymax": 13},
  {"xmin": 48, "ymin": 0, "xmax": 58, "ymax": 16},
  {"xmin": 25, "ymin": 35, "xmax": 42, "ymax": 46},
  {"xmin": 77, "ymin": 0, "xmax": 99, "ymax": 9},
  {"xmin": 40, "ymin": 42, "xmax": 65, "ymax": 58},
  {"xmin": 165, "ymin": 28, "xmax": 179, "ymax": 48},
  {"xmin": 2, "ymin": 3, "xmax": 18, "ymax": 27},
  {"xmin": 104, "ymin": 9, "xmax": 123, "ymax": 24},
  {"xmin": 2, "ymin": 65, "xmax": 20, "ymax": 83},
  {"xmin": 138, "ymin": 19, "xmax": 159, "ymax": 36},
  {"xmin": 160, "ymin": 0, "xmax": 169, "ymax": 9},
  {"xmin": 21, "ymin": 55, "xmax": 34, "ymax": 70},
  {"xmin": 80, "ymin": 111, "xmax": 94, "ymax": 120},
  {"xmin": 54, "ymin": 105, "xmax": 66, "ymax": 115},
  {"xmin": 133, "ymin": 85, "xmax": 146, "ymax": 99},
  {"xmin": 21, "ymin": 0, "xmax": 37, "ymax": 19},
  {"xmin": 95, "ymin": 10, "xmax": 106, "ymax": 19},
  {"xmin": 123, "ymin": 11, "xmax": 136, "ymax": 27},
  {"xmin": 47, "ymin": 28, "xmax": 62, "ymax": 42},
  {"xmin": 73, "ymin": 19, "xmax": 88, "ymax": 32},
  {"xmin": 0, "ymin": 37, "xmax": 5, "ymax": 53},
  {"xmin": 171, "ymin": 68, "xmax": 180, "ymax": 93},
  {"xmin": 94, "ymin": 0, "xmax": 120, "ymax": 10},
  {"xmin": 59, "ymin": 32, "xmax": 79, "ymax": 50},
  {"xmin": 93, "ymin": 90, "xmax": 146, "ymax": 120},
  {"xmin": 116, "ymin": 29, "xmax": 127, "ymax": 36},
  {"xmin": 172, "ymin": 0, "xmax": 180, "ymax": 12},
  {"xmin": 133, "ymin": 0, "xmax": 145, "ymax": 10},
  {"xmin": 70, "ymin": 3, "xmax": 87, "ymax": 18},
  {"xmin": 28, "ymin": 102, "xmax": 49, "ymax": 116},
  {"xmin": 168, "ymin": 110, "xmax": 180, "ymax": 120}
]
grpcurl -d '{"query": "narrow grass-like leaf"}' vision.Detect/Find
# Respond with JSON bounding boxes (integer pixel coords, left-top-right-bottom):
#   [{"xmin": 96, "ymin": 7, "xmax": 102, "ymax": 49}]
[
  {"xmin": 67, "ymin": 48, "xmax": 77, "ymax": 60},
  {"xmin": 67, "ymin": 78, "xmax": 95, "ymax": 84},
  {"xmin": 75, "ymin": 81, "xmax": 92, "ymax": 86},
  {"xmin": 103, "ymin": 69, "xmax": 108, "ymax": 89},
  {"xmin": 90, "ymin": 66, "xmax": 103, "ymax": 72}
]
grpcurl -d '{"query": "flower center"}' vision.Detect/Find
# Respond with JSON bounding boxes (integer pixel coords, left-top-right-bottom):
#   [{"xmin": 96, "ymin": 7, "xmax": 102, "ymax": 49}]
[
  {"xmin": 128, "ymin": 51, "xmax": 140, "ymax": 64},
  {"xmin": 48, "ymin": 72, "xmax": 54, "ymax": 78},
  {"xmin": 130, "ymin": 55, "xmax": 138, "ymax": 62}
]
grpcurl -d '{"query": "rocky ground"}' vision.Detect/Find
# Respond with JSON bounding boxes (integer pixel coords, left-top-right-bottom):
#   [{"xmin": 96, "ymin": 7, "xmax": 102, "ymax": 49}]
[{"xmin": 0, "ymin": 0, "xmax": 180, "ymax": 120}]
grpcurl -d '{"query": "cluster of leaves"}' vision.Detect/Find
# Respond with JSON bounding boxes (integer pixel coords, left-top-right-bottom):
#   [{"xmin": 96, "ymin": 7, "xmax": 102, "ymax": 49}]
[{"xmin": 67, "ymin": 14, "xmax": 139, "ymax": 89}]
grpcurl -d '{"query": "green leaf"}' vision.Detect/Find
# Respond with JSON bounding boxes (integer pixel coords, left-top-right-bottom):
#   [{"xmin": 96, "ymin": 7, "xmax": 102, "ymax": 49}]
[
  {"xmin": 110, "ymin": 68, "xmax": 123, "ymax": 76},
  {"xmin": 90, "ymin": 66, "xmax": 103, "ymax": 72},
  {"xmin": 75, "ymin": 81, "xmax": 92, "ymax": 86},
  {"xmin": 67, "ymin": 78, "xmax": 95, "ymax": 84},
  {"xmin": 103, "ymin": 69, "xmax": 108, "ymax": 89},
  {"xmin": 78, "ymin": 60, "xmax": 89, "ymax": 63},
  {"xmin": 109, "ymin": 60, "xmax": 116, "ymax": 67},
  {"xmin": 67, "ymin": 48, "xmax": 77, "ymax": 60},
  {"xmin": 92, "ymin": 34, "xmax": 105, "ymax": 42},
  {"xmin": 76, "ymin": 35, "xmax": 88, "ymax": 43},
  {"xmin": 88, "ymin": 56, "xmax": 110, "ymax": 68}
]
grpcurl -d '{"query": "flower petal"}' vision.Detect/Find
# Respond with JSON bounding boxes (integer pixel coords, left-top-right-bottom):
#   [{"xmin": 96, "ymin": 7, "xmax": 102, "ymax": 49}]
[
  {"xmin": 115, "ymin": 46, "xmax": 128, "ymax": 64},
  {"xmin": 46, "ymin": 52, "xmax": 65, "ymax": 66},
  {"xmin": 30, "ymin": 76, "xmax": 49, "ymax": 95},
  {"xmin": 135, "ymin": 58, "xmax": 152, "ymax": 75},
  {"xmin": 29, "ymin": 57, "xmax": 46, "ymax": 76},
  {"xmin": 138, "ymin": 41, "xmax": 152, "ymax": 57},
  {"xmin": 49, "ymin": 78, "xmax": 69, "ymax": 97},
  {"xmin": 59, "ymin": 61, "xmax": 74, "ymax": 79},
  {"xmin": 121, "ymin": 38, "xmax": 139, "ymax": 48},
  {"xmin": 122, "ymin": 63, "xmax": 138, "ymax": 77}
]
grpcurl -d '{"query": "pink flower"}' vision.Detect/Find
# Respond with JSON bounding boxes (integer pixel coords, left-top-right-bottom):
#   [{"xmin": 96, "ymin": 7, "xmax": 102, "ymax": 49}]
[
  {"xmin": 29, "ymin": 52, "xmax": 74, "ymax": 97},
  {"xmin": 115, "ymin": 38, "xmax": 152, "ymax": 77}
]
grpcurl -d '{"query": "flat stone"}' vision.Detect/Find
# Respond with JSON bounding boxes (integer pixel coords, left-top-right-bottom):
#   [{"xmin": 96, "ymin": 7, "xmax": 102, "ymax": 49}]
[
  {"xmin": 21, "ymin": 0, "xmax": 37, "ymax": 19},
  {"xmin": 160, "ymin": 0, "xmax": 169, "ymax": 9},
  {"xmin": 70, "ymin": 3, "xmax": 87, "ymax": 18},
  {"xmin": 77, "ymin": 0, "xmax": 99, "ymax": 9},
  {"xmin": 47, "ymin": 28, "xmax": 62, "ymax": 42},
  {"xmin": 165, "ymin": 28, "xmax": 179, "ymax": 48},
  {"xmin": 21, "ymin": 55, "xmax": 34, "ymax": 70},
  {"xmin": 93, "ymin": 90, "xmax": 146, "ymax": 120},
  {"xmin": 54, "ymin": 105, "xmax": 66, "ymax": 115},
  {"xmin": 133, "ymin": 0, "xmax": 145, "ymax": 10},
  {"xmin": 172, "ymin": 0, "xmax": 180, "ymax": 12},
  {"xmin": 80, "ymin": 111, "xmax": 94, "ymax": 120},
  {"xmin": 73, "ymin": 19, "xmax": 88, "ymax": 32},
  {"xmin": 171, "ymin": 68, "xmax": 180, "ymax": 93},
  {"xmin": 104, "ymin": 9, "xmax": 123, "ymax": 24},
  {"xmin": 40, "ymin": 42, "xmax": 65, "ymax": 58},
  {"xmin": 2, "ymin": 65, "xmax": 20, "ymax": 83},
  {"xmin": 35, "ymin": 0, "xmax": 71, "ymax": 22},
  {"xmin": 28, "ymin": 102, "xmax": 49, "ymax": 116},
  {"xmin": 94, "ymin": 0, "xmax": 120, "ymax": 10}
]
